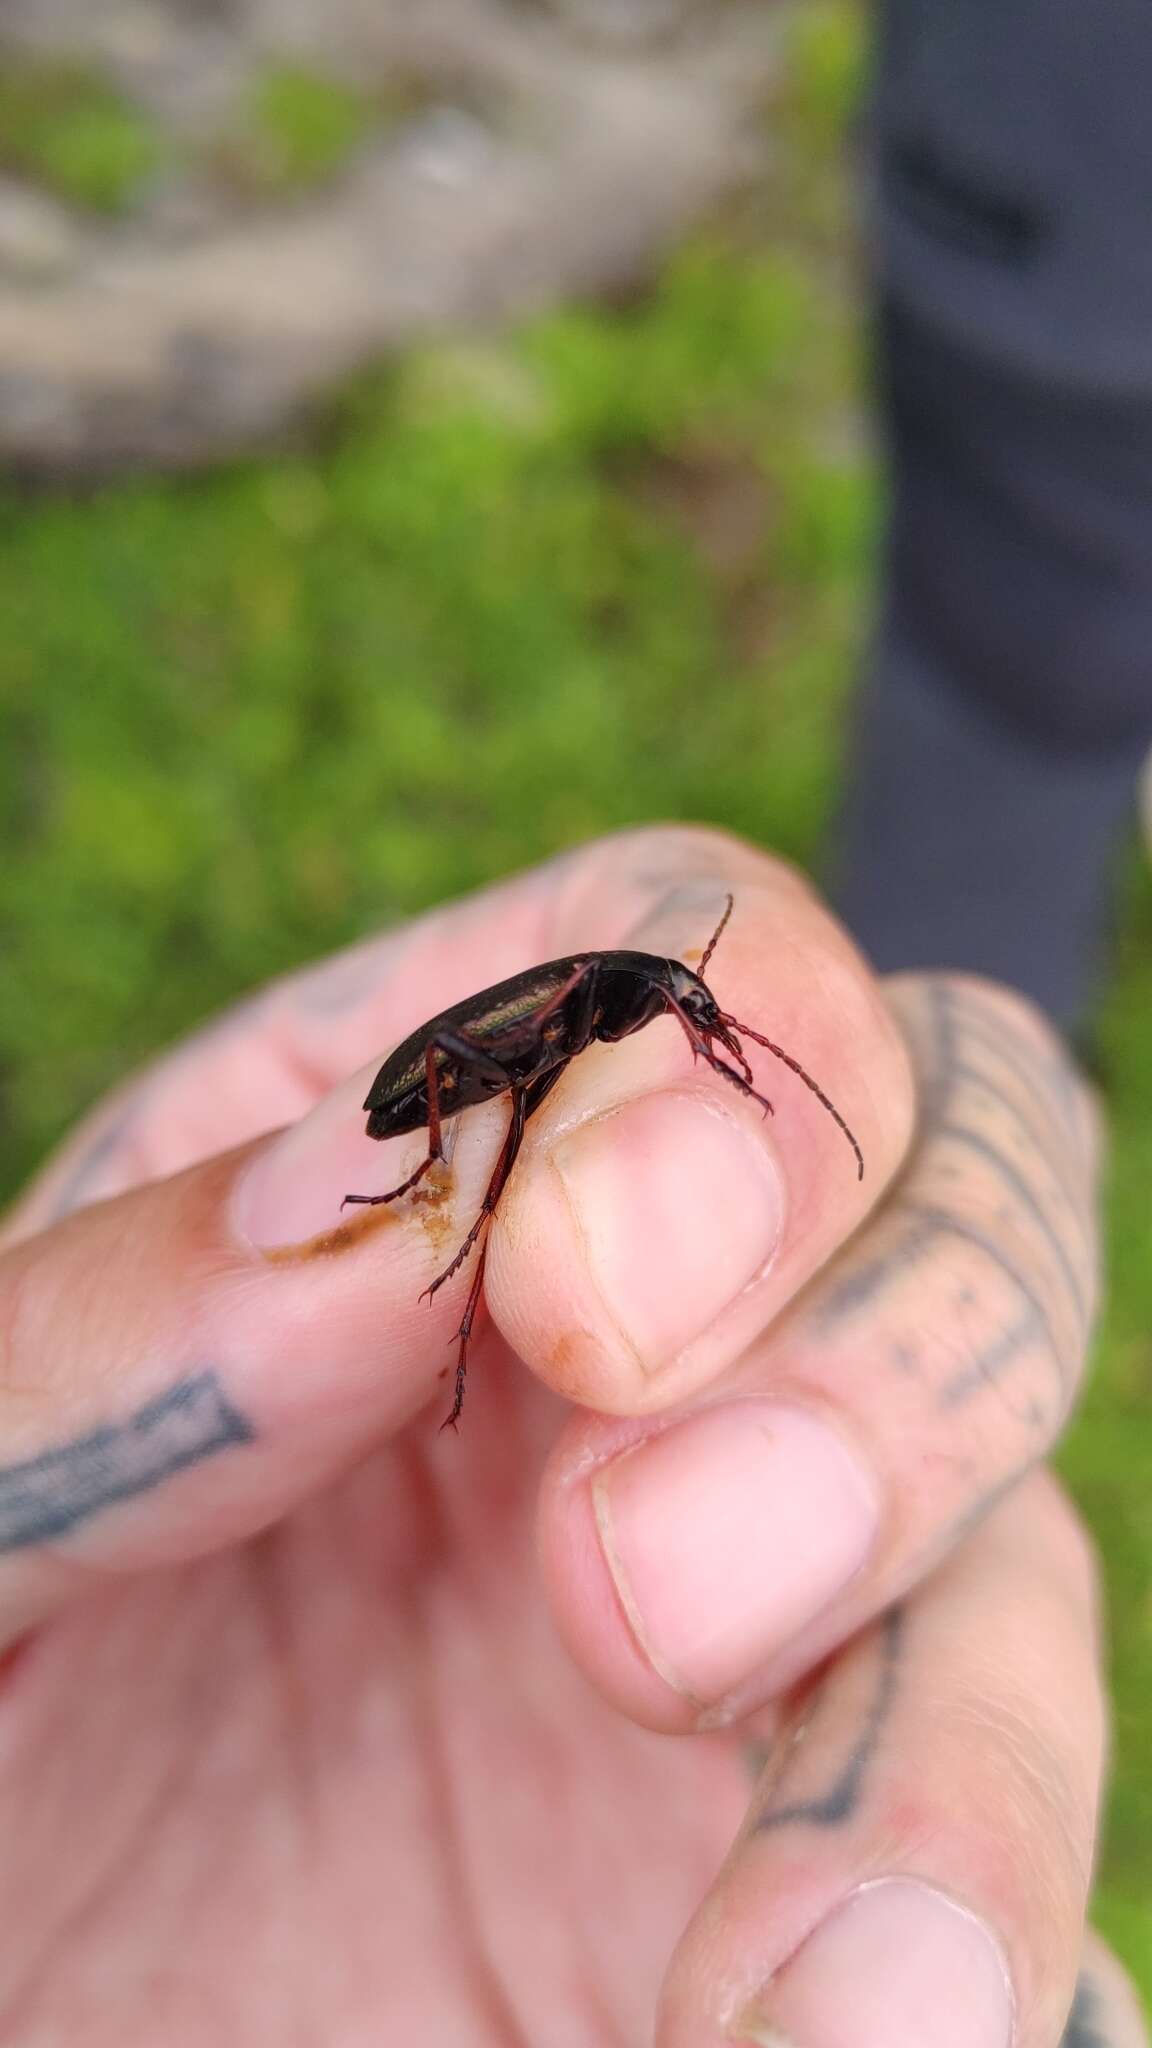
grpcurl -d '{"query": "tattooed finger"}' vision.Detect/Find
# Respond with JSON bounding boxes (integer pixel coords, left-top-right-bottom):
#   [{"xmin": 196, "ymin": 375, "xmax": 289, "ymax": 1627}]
[
  {"xmin": 657, "ymin": 1475, "xmax": 1106, "ymax": 2048},
  {"xmin": 537, "ymin": 973, "xmax": 1098, "ymax": 1732},
  {"xmin": 0, "ymin": 1062, "xmax": 522, "ymax": 1646}
]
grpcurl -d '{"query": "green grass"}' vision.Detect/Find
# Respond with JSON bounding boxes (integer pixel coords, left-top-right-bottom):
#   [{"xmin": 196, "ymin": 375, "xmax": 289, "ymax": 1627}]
[
  {"xmin": 1062, "ymin": 876, "xmax": 1152, "ymax": 1982},
  {"xmin": 0, "ymin": 54, "xmax": 161, "ymax": 214},
  {"xmin": 0, "ymin": 0, "xmax": 1148, "ymax": 1996}
]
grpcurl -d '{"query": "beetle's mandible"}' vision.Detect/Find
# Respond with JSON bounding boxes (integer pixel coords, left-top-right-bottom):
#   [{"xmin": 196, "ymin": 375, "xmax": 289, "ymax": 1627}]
[{"xmin": 342, "ymin": 895, "xmax": 863, "ymax": 1429}]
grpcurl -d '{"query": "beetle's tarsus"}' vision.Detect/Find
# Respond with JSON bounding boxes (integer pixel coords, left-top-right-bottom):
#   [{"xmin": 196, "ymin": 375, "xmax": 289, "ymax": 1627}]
[
  {"xmin": 714, "ymin": 1056, "xmax": 775, "ymax": 1119},
  {"xmin": 437, "ymin": 1245, "xmax": 489, "ymax": 1429},
  {"xmin": 341, "ymin": 1151, "xmax": 438, "ymax": 1212},
  {"xmin": 669, "ymin": 1009, "xmax": 776, "ymax": 1122},
  {"xmin": 421, "ymin": 1221, "xmax": 484, "ymax": 1302}
]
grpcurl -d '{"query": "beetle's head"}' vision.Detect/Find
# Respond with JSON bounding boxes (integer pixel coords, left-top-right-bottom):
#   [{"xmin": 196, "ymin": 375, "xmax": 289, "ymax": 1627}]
[
  {"xmin": 668, "ymin": 963, "xmax": 722, "ymax": 1033},
  {"xmin": 668, "ymin": 960, "xmax": 752, "ymax": 1071}
]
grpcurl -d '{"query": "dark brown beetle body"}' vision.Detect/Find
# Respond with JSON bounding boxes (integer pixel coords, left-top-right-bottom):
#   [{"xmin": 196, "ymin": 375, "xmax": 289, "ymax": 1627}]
[
  {"xmin": 344, "ymin": 899, "xmax": 862, "ymax": 1428},
  {"xmin": 363, "ymin": 950, "xmax": 694, "ymax": 1142}
]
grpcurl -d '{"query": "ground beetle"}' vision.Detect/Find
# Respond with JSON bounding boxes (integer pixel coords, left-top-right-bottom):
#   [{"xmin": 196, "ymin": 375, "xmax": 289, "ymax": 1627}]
[{"xmin": 343, "ymin": 896, "xmax": 863, "ymax": 1428}]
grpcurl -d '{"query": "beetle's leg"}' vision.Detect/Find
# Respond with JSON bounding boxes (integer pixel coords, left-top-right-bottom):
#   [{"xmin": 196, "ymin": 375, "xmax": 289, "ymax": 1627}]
[
  {"xmin": 421, "ymin": 1079, "xmax": 534, "ymax": 1302},
  {"xmin": 428, "ymin": 1066, "xmax": 566, "ymax": 1425},
  {"xmin": 718, "ymin": 1029, "xmax": 756, "ymax": 1090},
  {"xmin": 535, "ymin": 960, "xmax": 598, "ymax": 1040},
  {"xmin": 427, "ymin": 1028, "xmax": 511, "ymax": 1091},
  {"xmin": 439, "ymin": 1245, "xmax": 488, "ymax": 1434},
  {"xmin": 340, "ymin": 1158, "xmax": 433, "ymax": 1209},
  {"xmin": 663, "ymin": 997, "xmax": 777, "ymax": 1117},
  {"xmin": 342, "ymin": 1029, "xmax": 511, "ymax": 1210},
  {"xmin": 342, "ymin": 1041, "xmax": 451, "ymax": 1208},
  {"xmin": 664, "ymin": 997, "xmax": 864, "ymax": 1181},
  {"xmin": 493, "ymin": 960, "xmax": 598, "ymax": 1066}
]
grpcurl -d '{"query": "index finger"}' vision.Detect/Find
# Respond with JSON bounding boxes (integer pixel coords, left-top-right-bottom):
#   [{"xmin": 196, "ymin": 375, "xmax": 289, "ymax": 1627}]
[{"xmin": 4, "ymin": 827, "xmax": 910, "ymax": 1462}]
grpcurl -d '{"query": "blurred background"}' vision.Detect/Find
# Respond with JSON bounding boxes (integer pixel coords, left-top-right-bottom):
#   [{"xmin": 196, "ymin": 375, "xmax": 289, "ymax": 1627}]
[{"xmin": 1, "ymin": 0, "xmax": 1149, "ymax": 1996}]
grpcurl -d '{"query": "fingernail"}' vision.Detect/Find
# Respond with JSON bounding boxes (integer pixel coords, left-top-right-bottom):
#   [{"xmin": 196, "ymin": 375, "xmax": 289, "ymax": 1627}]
[
  {"xmin": 736, "ymin": 1879, "xmax": 1015, "ymax": 2048},
  {"xmin": 593, "ymin": 1401, "xmax": 878, "ymax": 1705},
  {"xmin": 554, "ymin": 1091, "xmax": 785, "ymax": 1372},
  {"xmin": 233, "ymin": 1066, "xmax": 418, "ymax": 1251}
]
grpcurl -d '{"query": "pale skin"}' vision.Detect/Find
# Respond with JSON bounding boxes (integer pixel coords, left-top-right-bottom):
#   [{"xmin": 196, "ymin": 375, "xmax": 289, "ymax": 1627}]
[{"xmin": 0, "ymin": 826, "xmax": 1143, "ymax": 2048}]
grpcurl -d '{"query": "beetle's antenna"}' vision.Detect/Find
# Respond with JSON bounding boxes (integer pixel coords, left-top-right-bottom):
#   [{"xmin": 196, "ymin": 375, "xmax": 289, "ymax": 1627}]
[
  {"xmin": 698, "ymin": 893, "xmax": 734, "ymax": 980},
  {"xmin": 719, "ymin": 1013, "xmax": 864, "ymax": 1181}
]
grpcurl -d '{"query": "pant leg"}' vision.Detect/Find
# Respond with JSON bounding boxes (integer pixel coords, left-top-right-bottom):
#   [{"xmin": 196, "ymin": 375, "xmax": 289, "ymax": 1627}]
[{"xmin": 832, "ymin": 0, "xmax": 1152, "ymax": 1035}]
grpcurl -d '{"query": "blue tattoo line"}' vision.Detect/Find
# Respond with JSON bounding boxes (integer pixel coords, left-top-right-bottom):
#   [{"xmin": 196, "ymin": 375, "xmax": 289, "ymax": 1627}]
[
  {"xmin": 757, "ymin": 1608, "xmax": 904, "ymax": 1831},
  {"xmin": 48, "ymin": 1107, "xmax": 137, "ymax": 1222},
  {"xmin": 1061, "ymin": 1975, "xmax": 1110, "ymax": 2048},
  {"xmin": 0, "ymin": 1372, "xmax": 255, "ymax": 1551}
]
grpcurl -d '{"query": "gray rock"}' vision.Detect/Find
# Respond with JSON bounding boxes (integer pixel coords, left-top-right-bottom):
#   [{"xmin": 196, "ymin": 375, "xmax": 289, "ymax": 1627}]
[
  {"xmin": 0, "ymin": 178, "xmax": 80, "ymax": 279},
  {"xmin": 0, "ymin": 0, "xmax": 786, "ymax": 471}
]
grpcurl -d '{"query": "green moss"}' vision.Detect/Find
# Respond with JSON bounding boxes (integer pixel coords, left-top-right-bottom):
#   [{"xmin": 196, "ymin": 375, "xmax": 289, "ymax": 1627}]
[
  {"xmin": 216, "ymin": 62, "xmax": 391, "ymax": 197},
  {"xmin": 0, "ymin": 54, "xmax": 160, "ymax": 213},
  {"xmin": 787, "ymin": 0, "xmax": 869, "ymax": 147}
]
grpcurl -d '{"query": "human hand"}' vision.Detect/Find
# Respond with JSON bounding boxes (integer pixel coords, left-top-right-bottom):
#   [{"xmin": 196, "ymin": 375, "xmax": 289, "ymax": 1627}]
[{"xmin": 0, "ymin": 827, "xmax": 1138, "ymax": 2046}]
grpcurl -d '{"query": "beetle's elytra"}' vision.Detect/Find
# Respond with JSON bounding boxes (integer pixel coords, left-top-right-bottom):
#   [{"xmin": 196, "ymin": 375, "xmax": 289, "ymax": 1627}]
[{"xmin": 342, "ymin": 896, "xmax": 863, "ymax": 1428}]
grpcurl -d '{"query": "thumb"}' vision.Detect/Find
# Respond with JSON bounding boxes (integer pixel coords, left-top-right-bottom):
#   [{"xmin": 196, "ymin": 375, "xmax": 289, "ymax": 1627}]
[{"xmin": 0, "ymin": 1059, "xmax": 511, "ymax": 1642}]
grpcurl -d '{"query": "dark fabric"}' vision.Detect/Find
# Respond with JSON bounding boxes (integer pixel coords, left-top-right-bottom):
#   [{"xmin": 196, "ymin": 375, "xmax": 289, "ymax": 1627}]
[
  {"xmin": 833, "ymin": 301, "xmax": 1152, "ymax": 1033},
  {"xmin": 831, "ymin": 3, "xmax": 1152, "ymax": 1033},
  {"xmin": 876, "ymin": 302, "xmax": 1152, "ymax": 758},
  {"xmin": 871, "ymin": 0, "xmax": 1152, "ymax": 392},
  {"xmin": 834, "ymin": 602, "xmax": 1140, "ymax": 1033}
]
